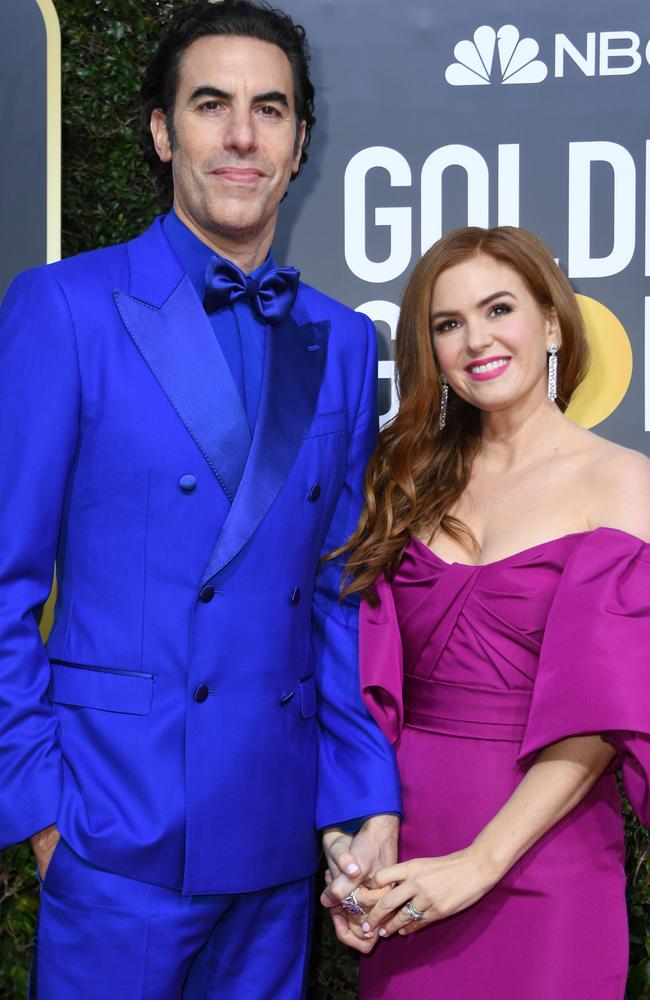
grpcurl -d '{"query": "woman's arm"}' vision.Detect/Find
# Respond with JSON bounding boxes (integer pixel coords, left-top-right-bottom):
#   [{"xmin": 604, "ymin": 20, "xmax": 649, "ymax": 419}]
[{"xmin": 361, "ymin": 734, "xmax": 615, "ymax": 938}]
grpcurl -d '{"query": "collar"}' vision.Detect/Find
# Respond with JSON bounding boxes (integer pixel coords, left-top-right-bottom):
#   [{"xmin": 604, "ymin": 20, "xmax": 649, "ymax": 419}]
[{"xmin": 162, "ymin": 210, "xmax": 274, "ymax": 302}]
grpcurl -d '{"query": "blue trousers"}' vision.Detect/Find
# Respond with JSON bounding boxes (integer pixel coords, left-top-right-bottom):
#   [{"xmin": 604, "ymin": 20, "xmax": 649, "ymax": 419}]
[{"xmin": 31, "ymin": 839, "xmax": 314, "ymax": 999}]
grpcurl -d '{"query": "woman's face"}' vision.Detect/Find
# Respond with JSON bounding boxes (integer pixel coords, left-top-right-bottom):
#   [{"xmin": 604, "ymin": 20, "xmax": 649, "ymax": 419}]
[{"xmin": 430, "ymin": 254, "xmax": 559, "ymax": 415}]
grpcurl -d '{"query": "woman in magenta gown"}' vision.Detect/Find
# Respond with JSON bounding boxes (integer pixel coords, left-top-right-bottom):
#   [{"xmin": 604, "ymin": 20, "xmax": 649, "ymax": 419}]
[{"xmin": 332, "ymin": 226, "xmax": 650, "ymax": 998}]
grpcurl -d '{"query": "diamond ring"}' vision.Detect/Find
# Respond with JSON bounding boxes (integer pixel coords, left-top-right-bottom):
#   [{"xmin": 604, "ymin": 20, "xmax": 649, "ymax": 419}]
[{"xmin": 404, "ymin": 899, "xmax": 425, "ymax": 921}]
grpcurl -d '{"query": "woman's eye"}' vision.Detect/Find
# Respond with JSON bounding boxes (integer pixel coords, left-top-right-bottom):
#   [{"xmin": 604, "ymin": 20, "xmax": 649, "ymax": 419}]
[
  {"xmin": 490, "ymin": 303, "xmax": 512, "ymax": 317},
  {"xmin": 434, "ymin": 318, "xmax": 460, "ymax": 334}
]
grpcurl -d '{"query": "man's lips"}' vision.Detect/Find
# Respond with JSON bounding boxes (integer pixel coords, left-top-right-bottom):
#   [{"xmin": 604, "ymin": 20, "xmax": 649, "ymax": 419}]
[
  {"xmin": 210, "ymin": 167, "xmax": 266, "ymax": 184},
  {"xmin": 464, "ymin": 356, "xmax": 512, "ymax": 381}
]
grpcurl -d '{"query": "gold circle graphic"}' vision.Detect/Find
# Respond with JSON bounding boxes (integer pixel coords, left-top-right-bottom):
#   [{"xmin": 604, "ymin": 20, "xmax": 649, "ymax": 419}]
[{"xmin": 565, "ymin": 294, "xmax": 633, "ymax": 429}]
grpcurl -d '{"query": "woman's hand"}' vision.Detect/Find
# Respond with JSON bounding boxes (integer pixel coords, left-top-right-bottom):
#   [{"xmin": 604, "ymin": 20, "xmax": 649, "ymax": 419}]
[
  {"xmin": 360, "ymin": 735, "xmax": 618, "ymax": 941},
  {"xmin": 361, "ymin": 846, "xmax": 503, "ymax": 939},
  {"xmin": 322, "ymin": 868, "xmax": 388, "ymax": 953}
]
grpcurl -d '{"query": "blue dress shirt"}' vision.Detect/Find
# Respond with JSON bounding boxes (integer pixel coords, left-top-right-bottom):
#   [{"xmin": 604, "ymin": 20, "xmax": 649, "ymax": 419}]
[{"xmin": 162, "ymin": 210, "xmax": 271, "ymax": 432}]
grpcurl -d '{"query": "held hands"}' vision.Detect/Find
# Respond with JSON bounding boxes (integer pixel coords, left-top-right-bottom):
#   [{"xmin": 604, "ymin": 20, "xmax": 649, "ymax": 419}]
[
  {"xmin": 359, "ymin": 845, "xmax": 503, "ymax": 940},
  {"xmin": 321, "ymin": 814, "xmax": 399, "ymax": 954},
  {"xmin": 30, "ymin": 823, "xmax": 61, "ymax": 882}
]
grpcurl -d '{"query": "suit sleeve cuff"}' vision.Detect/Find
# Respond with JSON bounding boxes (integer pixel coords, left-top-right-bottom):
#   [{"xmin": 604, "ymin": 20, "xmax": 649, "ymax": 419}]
[{"xmin": 320, "ymin": 811, "xmax": 401, "ymax": 835}]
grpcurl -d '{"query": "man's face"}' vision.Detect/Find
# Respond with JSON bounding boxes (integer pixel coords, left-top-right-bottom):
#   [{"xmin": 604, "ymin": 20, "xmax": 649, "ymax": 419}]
[{"xmin": 151, "ymin": 34, "xmax": 306, "ymax": 251}]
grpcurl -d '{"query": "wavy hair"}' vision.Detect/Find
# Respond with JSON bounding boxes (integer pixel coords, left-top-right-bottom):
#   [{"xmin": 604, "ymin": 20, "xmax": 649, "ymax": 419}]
[{"xmin": 340, "ymin": 226, "xmax": 590, "ymax": 601}]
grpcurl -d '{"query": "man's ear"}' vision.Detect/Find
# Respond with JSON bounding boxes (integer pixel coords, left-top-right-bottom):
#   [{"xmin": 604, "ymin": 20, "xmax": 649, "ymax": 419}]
[
  {"xmin": 150, "ymin": 108, "xmax": 172, "ymax": 164},
  {"xmin": 292, "ymin": 120, "xmax": 307, "ymax": 174}
]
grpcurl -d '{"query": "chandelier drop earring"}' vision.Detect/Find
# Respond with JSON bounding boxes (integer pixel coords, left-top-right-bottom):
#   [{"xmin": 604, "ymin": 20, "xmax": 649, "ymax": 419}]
[
  {"xmin": 547, "ymin": 343, "xmax": 559, "ymax": 402},
  {"xmin": 439, "ymin": 374, "xmax": 449, "ymax": 430}
]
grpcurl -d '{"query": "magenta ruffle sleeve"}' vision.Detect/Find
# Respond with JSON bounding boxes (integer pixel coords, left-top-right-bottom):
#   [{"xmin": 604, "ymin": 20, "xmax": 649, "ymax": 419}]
[
  {"xmin": 360, "ymin": 573, "xmax": 404, "ymax": 745},
  {"xmin": 519, "ymin": 529, "xmax": 650, "ymax": 825}
]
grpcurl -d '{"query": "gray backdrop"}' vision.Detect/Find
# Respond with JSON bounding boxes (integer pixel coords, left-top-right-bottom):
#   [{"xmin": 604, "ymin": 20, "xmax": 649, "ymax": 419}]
[{"xmin": 0, "ymin": 1, "xmax": 48, "ymax": 296}]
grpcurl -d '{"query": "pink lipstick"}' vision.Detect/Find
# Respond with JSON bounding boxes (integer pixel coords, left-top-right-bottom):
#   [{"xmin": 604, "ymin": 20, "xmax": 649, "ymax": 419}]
[{"xmin": 464, "ymin": 356, "xmax": 511, "ymax": 382}]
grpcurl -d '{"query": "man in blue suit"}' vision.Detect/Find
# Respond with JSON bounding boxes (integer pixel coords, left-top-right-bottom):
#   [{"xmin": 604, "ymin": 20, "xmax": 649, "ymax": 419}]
[{"xmin": 0, "ymin": 2, "xmax": 400, "ymax": 996}]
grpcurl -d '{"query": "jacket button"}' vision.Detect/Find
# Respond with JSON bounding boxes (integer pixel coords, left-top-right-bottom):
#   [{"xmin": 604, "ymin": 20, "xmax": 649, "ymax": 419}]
[
  {"xmin": 289, "ymin": 586, "xmax": 301, "ymax": 605},
  {"xmin": 194, "ymin": 684, "xmax": 209, "ymax": 703},
  {"xmin": 307, "ymin": 483, "xmax": 321, "ymax": 502},
  {"xmin": 179, "ymin": 474, "xmax": 197, "ymax": 493},
  {"xmin": 199, "ymin": 585, "xmax": 215, "ymax": 603}
]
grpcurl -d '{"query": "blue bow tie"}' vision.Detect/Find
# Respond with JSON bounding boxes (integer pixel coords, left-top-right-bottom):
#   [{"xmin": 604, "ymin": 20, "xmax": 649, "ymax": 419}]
[{"xmin": 204, "ymin": 257, "xmax": 300, "ymax": 326}]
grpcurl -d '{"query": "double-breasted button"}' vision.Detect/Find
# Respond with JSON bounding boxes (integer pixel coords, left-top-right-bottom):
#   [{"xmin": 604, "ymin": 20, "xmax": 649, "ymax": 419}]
[
  {"xmin": 307, "ymin": 483, "xmax": 321, "ymax": 502},
  {"xmin": 289, "ymin": 587, "xmax": 301, "ymax": 606},
  {"xmin": 179, "ymin": 474, "xmax": 197, "ymax": 493},
  {"xmin": 199, "ymin": 585, "xmax": 215, "ymax": 603},
  {"xmin": 193, "ymin": 684, "xmax": 209, "ymax": 703}
]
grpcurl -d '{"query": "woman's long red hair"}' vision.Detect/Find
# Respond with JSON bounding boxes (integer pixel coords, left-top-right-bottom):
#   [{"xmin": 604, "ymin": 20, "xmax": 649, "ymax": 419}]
[{"xmin": 338, "ymin": 226, "xmax": 590, "ymax": 601}]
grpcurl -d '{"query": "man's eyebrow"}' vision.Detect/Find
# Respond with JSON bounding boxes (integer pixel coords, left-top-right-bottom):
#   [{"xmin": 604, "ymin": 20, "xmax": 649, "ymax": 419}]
[
  {"xmin": 188, "ymin": 86, "xmax": 231, "ymax": 103},
  {"xmin": 431, "ymin": 290, "xmax": 516, "ymax": 320},
  {"xmin": 253, "ymin": 90, "xmax": 289, "ymax": 108},
  {"xmin": 186, "ymin": 86, "xmax": 290, "ymax": 109}
]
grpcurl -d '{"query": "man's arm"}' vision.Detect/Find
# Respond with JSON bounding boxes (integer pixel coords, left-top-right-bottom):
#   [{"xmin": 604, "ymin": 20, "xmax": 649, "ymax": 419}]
[
  {"xmin": 0, "ymin": 268, "xmax": 80, "ymax": 850},
  {"xmin": 312, "ymin": 313, "xmax": 401, "ymax": 935}
]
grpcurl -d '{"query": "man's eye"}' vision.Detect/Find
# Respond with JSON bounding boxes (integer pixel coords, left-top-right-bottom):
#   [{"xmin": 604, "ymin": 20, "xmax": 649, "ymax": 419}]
[
  {"xmin": 199, "ymin": 101, "xmax": 223, "ymax": 112},
  {"xmin": 258, "ymin": 105, "xmax": 280, "ymax": 117}
]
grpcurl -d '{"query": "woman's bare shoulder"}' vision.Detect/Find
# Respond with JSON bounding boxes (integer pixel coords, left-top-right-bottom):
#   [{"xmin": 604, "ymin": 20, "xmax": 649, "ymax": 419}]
[{"xmin": 579, "ymin": 433, "xmax": 650, "ymax": 540}]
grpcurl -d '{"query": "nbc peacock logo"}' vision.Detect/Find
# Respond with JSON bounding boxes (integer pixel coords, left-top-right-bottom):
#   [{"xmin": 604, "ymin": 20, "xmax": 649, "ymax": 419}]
[{"xmin": 446, "ymin": 25, "xmax": 548, "ymax": 86}]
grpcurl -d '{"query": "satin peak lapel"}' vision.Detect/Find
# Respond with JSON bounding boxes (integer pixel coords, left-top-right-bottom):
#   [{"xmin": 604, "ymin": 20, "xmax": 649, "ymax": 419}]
[
  {"xmin": 201, "ymin": 312, "xmax": 330, "ymax": 582},
  {"xmin": 115, "ymin": 276, "xmax": 252, "ymax": 502}
]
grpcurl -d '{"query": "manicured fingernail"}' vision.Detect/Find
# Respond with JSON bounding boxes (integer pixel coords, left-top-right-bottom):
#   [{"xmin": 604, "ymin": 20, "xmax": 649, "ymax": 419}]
[
  {"xmin": 378, "ymin": 928, "xmax": 387, "ymax": 937},
  {"xmin": 398, "ymin": 928, "xmax": 406, "ymax": 936},
  {"xmin": 345, "ymin": 864, "xmax": 360, "ymax": 875},
  {"xmin": 362, "ymin": 922, "xmax": 370, "ymax": 933}
]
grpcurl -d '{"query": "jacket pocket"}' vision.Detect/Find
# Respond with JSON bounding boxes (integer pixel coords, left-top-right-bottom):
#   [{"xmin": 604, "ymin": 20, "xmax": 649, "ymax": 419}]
[
  {"xmin": 48, "ymin": 660, "xmax": 154, "ymax": 716},
  {"xmin": 299, "ymin": 675, "xmax": 317, "ymax": 719},
  {"xmin": 304, "ymin": 409, "xmax": 346, "ymax": 439}
]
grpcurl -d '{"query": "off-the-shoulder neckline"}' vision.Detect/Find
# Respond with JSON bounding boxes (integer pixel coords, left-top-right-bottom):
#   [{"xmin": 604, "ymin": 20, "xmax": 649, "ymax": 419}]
[{"xmin": 409, "ymin": 526, "xmax": 649, "ymax": 570}]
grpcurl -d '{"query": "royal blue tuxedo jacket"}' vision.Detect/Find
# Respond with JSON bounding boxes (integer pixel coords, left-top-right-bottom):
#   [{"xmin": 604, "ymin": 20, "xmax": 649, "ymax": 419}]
[{"xmin": 0, "ymin": 218, "xmax": 400, "ymax": 894}]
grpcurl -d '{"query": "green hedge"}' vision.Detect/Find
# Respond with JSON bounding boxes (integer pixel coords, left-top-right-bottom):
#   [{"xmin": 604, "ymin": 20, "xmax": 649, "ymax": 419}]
[{"xmin": 0, "ymin": 1, "xmax": 648, "ymax": 997}]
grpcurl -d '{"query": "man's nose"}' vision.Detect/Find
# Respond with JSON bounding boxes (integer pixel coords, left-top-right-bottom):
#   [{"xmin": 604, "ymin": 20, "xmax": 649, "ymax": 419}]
[{"xmin": 223, "ymin": 109, "xmax": 257, "ymax": 153}]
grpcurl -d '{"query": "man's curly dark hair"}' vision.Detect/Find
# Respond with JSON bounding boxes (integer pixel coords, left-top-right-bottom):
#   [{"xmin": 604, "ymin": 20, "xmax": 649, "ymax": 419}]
[{"xmin": 140, "ymin": 1, "xmax": 316, "ymax": 206}]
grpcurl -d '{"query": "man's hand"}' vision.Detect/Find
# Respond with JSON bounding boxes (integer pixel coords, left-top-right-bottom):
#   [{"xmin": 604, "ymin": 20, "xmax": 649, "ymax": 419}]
[
  {"xmin": 321, "ymin": 814, "xmax": 399, "ymax": 953},
  {"xmin": 322, "ymin": 814, "xmax": 399, "ymax": 903},
  {"xmin": 30, "ymin": 824, "xmax": 61, "ymax": 881}
]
